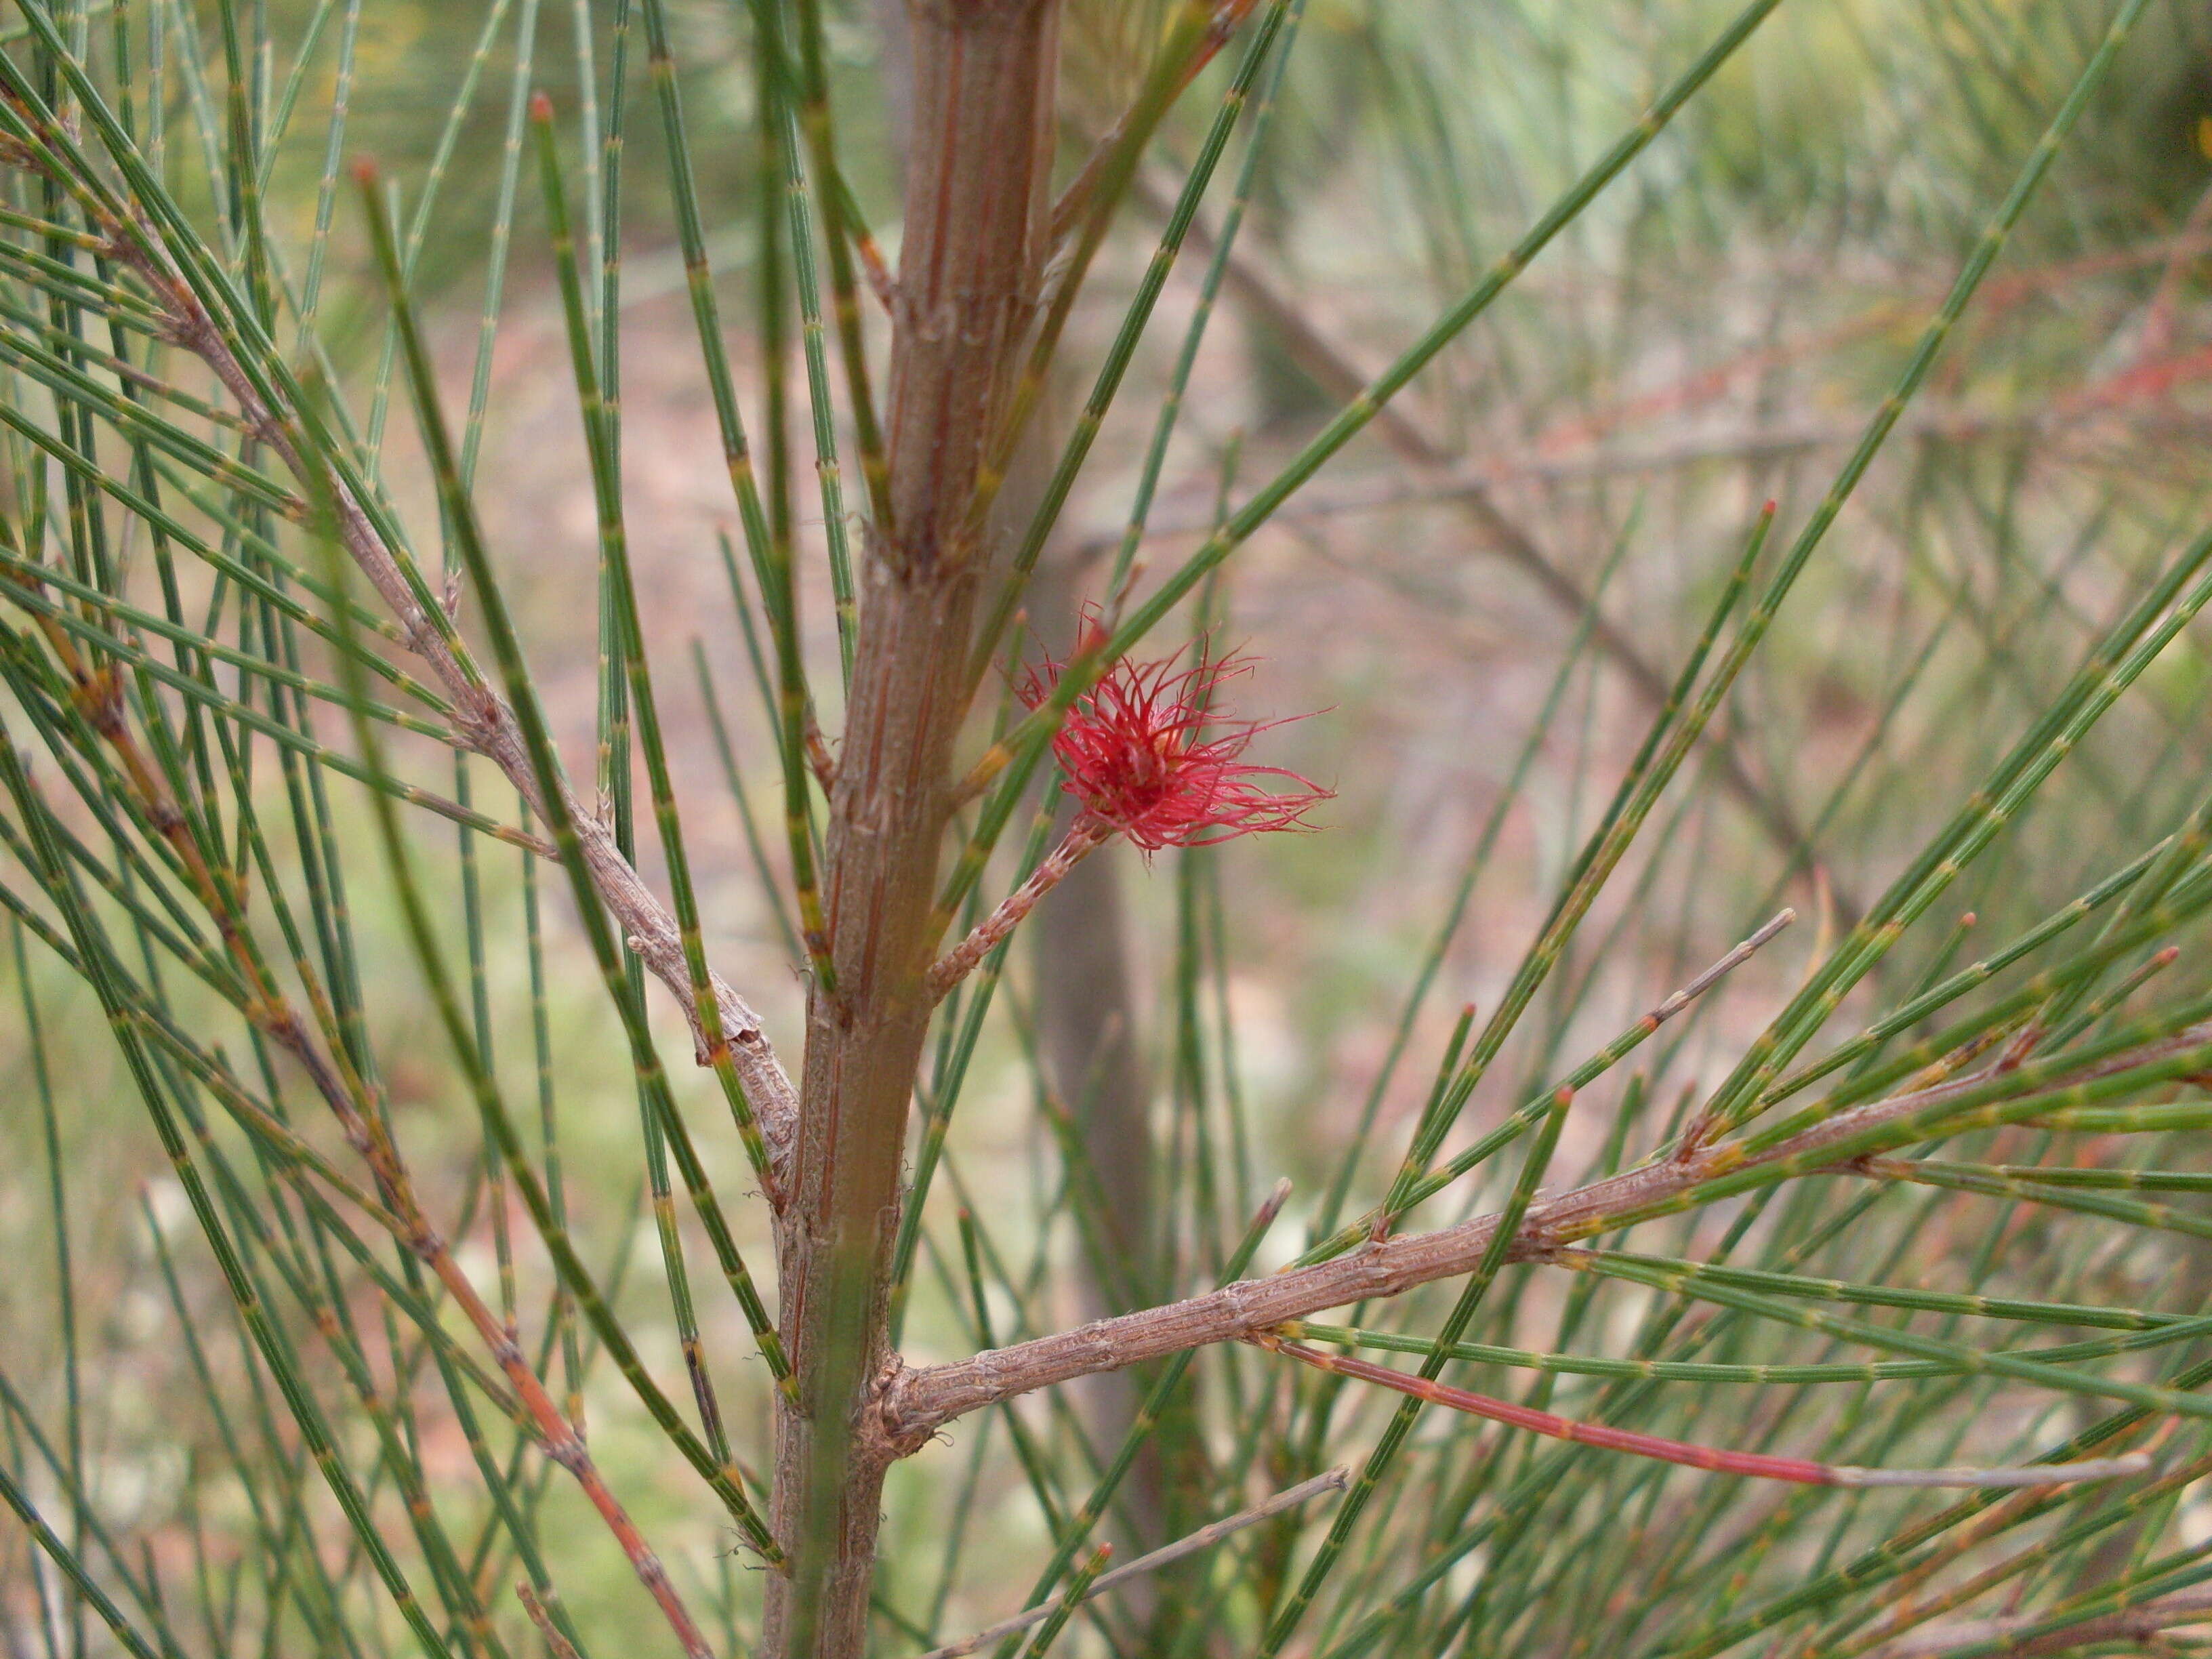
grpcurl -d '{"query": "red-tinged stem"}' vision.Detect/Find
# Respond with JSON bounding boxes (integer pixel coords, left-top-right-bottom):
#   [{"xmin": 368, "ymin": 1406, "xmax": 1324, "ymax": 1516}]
[
  {"xmin": 884, "ymin": 1022, "xmax": 2212, "ymax": 1443},
  {"xmin": 928, "ymin": 815, "xmax": 1110, "ymax": 1001},
  {"xmin": 1251, "ymin": 1336, "xmax": 2152, "ymax": 1490},
  {"xmin": 766, "ymin": 5, "xmax": 1063, "ymax": 1656},
  {"xmin": 16, "ymin": 525, "xmax": 731, "ymax": 1645}
]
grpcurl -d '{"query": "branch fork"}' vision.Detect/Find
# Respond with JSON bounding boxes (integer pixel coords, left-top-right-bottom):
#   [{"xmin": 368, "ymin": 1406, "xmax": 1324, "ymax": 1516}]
[
  {"xmin": 89, "ymin": 194, "xmax": 801, "ymax": 1158},
  {"xmin": 0, "ymin": 101, "xmax": 803, "ymax": 1651}
]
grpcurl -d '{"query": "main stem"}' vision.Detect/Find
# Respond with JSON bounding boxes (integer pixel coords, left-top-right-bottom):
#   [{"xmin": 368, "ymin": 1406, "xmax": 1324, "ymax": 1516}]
[{"xmin": 764, "ymin": 4, "xmax": 1061, "ymax": 1654}]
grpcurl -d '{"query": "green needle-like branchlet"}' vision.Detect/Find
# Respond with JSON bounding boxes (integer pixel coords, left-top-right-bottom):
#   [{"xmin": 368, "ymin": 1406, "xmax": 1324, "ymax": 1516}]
[
  {"xmin": 3, "ymin": 1, "xmax": 2209, "ymax": 1654},
  {"xmin": 1259, "ymin": 1090, "xmax": 1574, "ymax": 1656},
  {"xmin": 530, "ymin": 94, "xmax": 792, "ymax": 1346},
  {"xmin": 353, "ymin": 166, "xmax": 784, "ymax": 1559}
]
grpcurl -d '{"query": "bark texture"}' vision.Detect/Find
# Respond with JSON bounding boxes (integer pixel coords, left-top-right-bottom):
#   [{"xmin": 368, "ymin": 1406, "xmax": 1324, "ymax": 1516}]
[
  {"xmin": 879, "ymin": 1020, "xmax": 2212, "ymax": 1442},
  {"xmin": 762, "ymin": 3, "xmax": 1061, "ymax": 1654}
]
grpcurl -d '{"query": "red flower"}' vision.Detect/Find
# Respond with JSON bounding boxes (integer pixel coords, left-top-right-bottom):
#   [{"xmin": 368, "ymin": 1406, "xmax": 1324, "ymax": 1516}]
[{"xmin": 1021, "ymin": 623, "xmax": 1331, "ymax": 853}]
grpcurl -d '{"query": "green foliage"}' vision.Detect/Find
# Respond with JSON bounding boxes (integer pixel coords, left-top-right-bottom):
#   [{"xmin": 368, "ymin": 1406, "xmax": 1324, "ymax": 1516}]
[{"xmin": 9, "ymin": 0, "xmax": 2212, "ymax": 1656}]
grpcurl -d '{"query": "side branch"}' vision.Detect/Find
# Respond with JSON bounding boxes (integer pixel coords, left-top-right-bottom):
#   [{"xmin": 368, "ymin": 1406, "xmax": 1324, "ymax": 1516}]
[
  {"xmin": 927, "ymin": 815, "xmax": 1108, "ymax": 1000},
  {"xmin": 881, "ymin": 1023, "xmax": 2212, "ymax": 1444},
  {"xmin": 126, "ymin": 240, "xmax": 802, "ymax": 1164}
]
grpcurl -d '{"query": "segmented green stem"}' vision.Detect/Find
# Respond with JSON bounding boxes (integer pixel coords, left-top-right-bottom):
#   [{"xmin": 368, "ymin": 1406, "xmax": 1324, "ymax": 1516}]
[
  {"xmin": 767, "ymin": 1, "xmax": 855, "ymax": 684},
  {"xmin": 530, "ymin": 93, "xmax": 792, "ymax": 1392},
  {"xmin": 966, "ymin": 0, "xmax": 1300, "ymax": 682},
  {"xmin": 353, "ymin": 168, "xmax": 784, "ymax": 1557},
  {"xmin": 787, "ymin": 0, "xmax": 886, "ymax": 537},
  {"xmin": 0, "ymin": 1458, "xmax": 165, "ymax": 1659},
  {"xmin": 1257, "ymin": 1090, "xmax": 1572, "ymax": 1655},
  {"xmin": 1018, "ymin": 1544, "xmax": 1112, "ymax": 1659}
]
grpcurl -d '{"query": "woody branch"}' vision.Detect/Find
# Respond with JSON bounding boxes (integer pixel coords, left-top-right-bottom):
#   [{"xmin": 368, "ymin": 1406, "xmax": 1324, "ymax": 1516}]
[
  {"xmin": 879, "ymin": 1020, "xmax": 2212, "ymax": 1446},
  {"xmin": 40, "ymin": 171, "xmax": 805, "ymax": 1165},
  {"xmin": 764, "ymin": 2, "xmax": 1063, "ymax": 1654},
  {"xmin": 0, "ymin": 83, "xmax": 780, "ymax": 1650},
  {"xmin": 0, "ymin": 511, "xmax": 735, "ymax": 1651}
]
